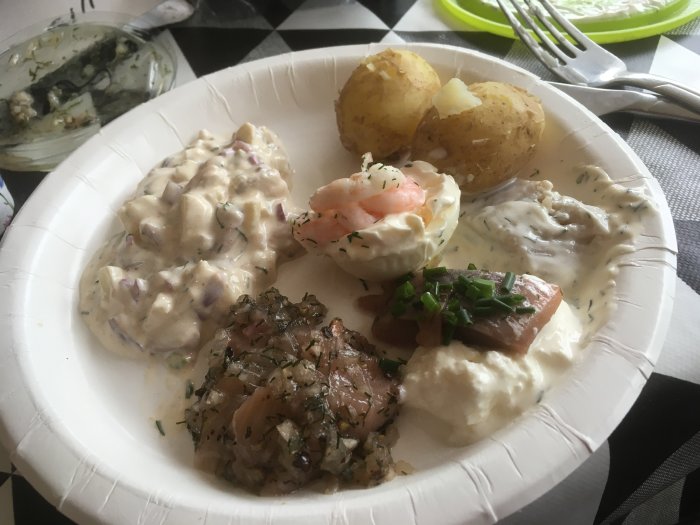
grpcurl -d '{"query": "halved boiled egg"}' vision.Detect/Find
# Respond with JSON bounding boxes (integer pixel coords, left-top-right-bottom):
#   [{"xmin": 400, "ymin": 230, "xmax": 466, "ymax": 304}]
[{"xmin": 292, "ymin": 155, "xmax": 461, "ymax": 281}]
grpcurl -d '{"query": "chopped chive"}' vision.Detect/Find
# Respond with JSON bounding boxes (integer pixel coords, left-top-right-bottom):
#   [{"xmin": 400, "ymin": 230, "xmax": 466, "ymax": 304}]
[
  {"xmin": 472, "ymin": 278, "xmax": 496, "ymax": 299},
  {"xmin": 394, "ymin": 281, "xmax": 415, "ymax": 301},
  {"xmin": 441, "ymin": 323, "xmax": 457, "ymax": 345},
  {"xmin": 496, "ymin": 293, "xmax": 525, "ymax": 305},
  {"xmin": 420, "ymin": 292, "xmax": 440, "ymax": 314},
  {"xmin": 475, "ymin": 297, "xmax": 515, "ymax": 313},
  {"xmin": 425, "ymin": 280, "xmax": 439, "ymax": 297},
  {"xmin": 390, "ymin": 266, "xmax": 535, "ymax": 326},
  {"xmin": 390, "ymin": 301, "xmax": 408, "ymax": 317},
  {"xmin": 516, "ymin": 306, "xmax": 537, "ymax": 314},
  {"xmin": 467, "ymin": 262, "xmax": 477, "ymax": 270},
  {"xmin": 423, "ymin": 266, "xmax": 448, "ymax": 280},
  {"xmin": 456, "ymin": 308, "xmax": 472, "ymax": 326},
  {"xmin": 492, "ymin": 297, "xmax": 516, "ymax": 313},
  {"xmin": 454, "ymin": 275, "xmax": 469, "ymax": 295},
  {"xmin": 441, "ymin": 310, "xmax": 458, "ymax": 325},
  {"xmin": 464, "ymin": 283, "xmax": 481, "ymax": 301},
  {"xmin": 473, "ymin": 305, "xmax": 498, "ymax": 316},
  {"xmin": 438, "ymin": 282, "xmax": 453, "ymax": 294},
  {"xmin": 501, "ymin": 272, "xmax": 516, "ymax": 292},
  {"xmin": 396, "ymin": 271, "xmax": 415, "ymax": 284},
  {"xmin": 155, "ymin": 420, "xmax": 165, "ymax": 436}
]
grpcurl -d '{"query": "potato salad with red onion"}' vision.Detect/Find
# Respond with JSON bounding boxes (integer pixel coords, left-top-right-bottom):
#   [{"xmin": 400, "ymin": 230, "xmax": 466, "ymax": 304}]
[{"xmin": 79, "ymin": 123, "xmax": 301, "ymax": 362}]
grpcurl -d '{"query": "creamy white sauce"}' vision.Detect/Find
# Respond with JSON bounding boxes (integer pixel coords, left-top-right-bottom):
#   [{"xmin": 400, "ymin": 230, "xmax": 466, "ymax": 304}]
[
  {"xmin": 444, "ymin": 168, "xmax": 652, "ymax": 334},
  {"xmin": 403, "ymin": 301, "xmax": 582, "ymax": 445},
  {"xmin": 79, "ymin": 123, "xmax": 301, "ymax": 361},
  {"xmin": 483, "ymin": 0, "xmax": 680, "ymax": 23},
  {"xmin": 402, "ymin": 167, "xmax": 654, "ymax": 445},
  {"xmin": 293, "ymin": 159, "xmax": 461, "ymax": 282}
]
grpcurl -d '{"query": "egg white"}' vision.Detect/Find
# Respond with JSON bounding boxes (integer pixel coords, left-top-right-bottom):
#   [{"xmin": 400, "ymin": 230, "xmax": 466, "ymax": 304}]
[{"xmin": 296, "ymin": 160, "xmax": 461, "ymax": 282}]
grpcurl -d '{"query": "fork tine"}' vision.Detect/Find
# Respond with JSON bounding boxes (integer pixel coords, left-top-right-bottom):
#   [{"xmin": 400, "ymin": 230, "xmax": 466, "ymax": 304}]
[
  {"xmin": 496, "ymin": 0, "xmax": 546, "ymax": 59},
  {"xmin": 499, "ymin": 0, "xmax": 570, "ymax": 65},
  {"xmin": 536, "ymin": 0, "xmax": 591, "ymax": 48},
  {"xmin": 523, "ymin": 0, "xmax": 580, "ymax": 55}
]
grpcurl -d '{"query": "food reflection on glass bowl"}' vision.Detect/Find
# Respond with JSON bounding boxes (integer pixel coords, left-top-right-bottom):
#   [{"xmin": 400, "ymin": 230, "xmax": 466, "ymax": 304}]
[
  {"xmin": 0, "ymin": 175, "xmax": 14, "ymax": 237},
  {"xmin": 0, "ymin": 11, "xmax": 177, "ymax": 172}
]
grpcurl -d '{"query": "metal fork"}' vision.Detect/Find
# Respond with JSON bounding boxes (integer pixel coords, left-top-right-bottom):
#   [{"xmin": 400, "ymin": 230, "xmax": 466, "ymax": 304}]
[{"xmin": 496, "ymin": 0, "xmax": 700, "ymax": 114}]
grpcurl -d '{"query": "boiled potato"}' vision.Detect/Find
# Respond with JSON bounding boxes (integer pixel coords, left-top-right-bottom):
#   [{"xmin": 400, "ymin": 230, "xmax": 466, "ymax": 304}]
[
  {"xmin": 411, "ymin": 79, "xmax": 545, "ymax": 192},
  {"xmin": 335, "ymin": 49, "xmax": 441, "ymax": 159}
]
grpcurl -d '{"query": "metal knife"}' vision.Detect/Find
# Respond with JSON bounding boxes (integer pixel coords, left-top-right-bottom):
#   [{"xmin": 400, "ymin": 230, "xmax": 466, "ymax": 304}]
[{"xmin": 548, "ymin": 82, "xmax": 700, "ymax": 123}]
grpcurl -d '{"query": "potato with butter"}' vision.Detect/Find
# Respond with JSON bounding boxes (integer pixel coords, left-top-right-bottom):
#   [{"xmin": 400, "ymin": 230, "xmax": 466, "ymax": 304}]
[
  {"xmin": 411, "ymin": 79, "xmax": 546, "ymax": 193},
  {"xmin": 335, "ymin": 48, "xmax": 441, "ymax": 159}
]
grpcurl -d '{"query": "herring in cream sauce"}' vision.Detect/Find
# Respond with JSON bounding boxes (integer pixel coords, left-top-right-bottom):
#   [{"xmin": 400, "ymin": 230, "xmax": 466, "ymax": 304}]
[{"xmin": 401, "ymin": 166, "xmax": 654, "ymax": 445}]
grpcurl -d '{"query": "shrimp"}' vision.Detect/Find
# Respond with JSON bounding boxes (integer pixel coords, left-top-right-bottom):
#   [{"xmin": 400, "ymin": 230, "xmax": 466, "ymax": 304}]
[{"xmin": 293, "ymin": 159, "xmax": 427, "ymax": 247}]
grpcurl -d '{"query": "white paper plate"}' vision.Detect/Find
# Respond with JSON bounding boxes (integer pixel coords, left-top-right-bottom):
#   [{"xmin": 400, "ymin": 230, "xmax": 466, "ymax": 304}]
[{"xmin": 0, "ymin": 43, "xmax": 677, "ymax": 525}]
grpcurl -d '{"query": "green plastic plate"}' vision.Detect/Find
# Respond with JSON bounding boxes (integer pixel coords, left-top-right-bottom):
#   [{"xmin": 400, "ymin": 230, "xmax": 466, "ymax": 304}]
[{"xmin": 438, "ymin": 0, "xmax": 700, "ymax": 43}]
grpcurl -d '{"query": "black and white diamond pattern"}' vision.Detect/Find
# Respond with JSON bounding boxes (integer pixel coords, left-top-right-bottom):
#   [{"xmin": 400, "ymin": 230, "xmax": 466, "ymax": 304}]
[{"xmin": 1, "ymin": 446, "xmax": 14, "ymax": 525}]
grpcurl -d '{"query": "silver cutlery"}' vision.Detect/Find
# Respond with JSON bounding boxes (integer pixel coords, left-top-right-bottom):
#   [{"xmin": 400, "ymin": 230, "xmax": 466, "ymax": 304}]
[
  {"xmin": 496, "ymin": 0, "xmax": 700, "ymax": 114},
  {"xmin": 124, "ymin": 0, "xmax": 196, "ymax": 37},
  {"xmin": 549, "ymin": 82, "xmax": 700, "ymax": 123}
]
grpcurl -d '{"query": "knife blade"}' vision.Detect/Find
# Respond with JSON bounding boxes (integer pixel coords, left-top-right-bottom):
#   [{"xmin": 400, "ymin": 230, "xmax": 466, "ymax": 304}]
[{"xmin": 547, "ymin": 82, "xmax": 700, "ymax": 123}]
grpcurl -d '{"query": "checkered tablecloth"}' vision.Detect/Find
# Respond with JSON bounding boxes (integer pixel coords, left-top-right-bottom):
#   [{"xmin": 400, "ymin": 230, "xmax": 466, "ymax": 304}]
[{"xmin": 1, "ymin": 1, "xmax": 699, "ymax": 524}]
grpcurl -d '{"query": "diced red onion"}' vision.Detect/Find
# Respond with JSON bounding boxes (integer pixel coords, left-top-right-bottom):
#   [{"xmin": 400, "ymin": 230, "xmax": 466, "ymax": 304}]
[
  {"xmin": 108, "ymin": 318, "xmax": 142, "ymax": 349},
  {"xmin": 119, "ymin": 277, "xmax": 135, "ymax": 289},
  {"xmin": 119, "ymin": 278, "xmax": 144, "ymax": 301},
  {"xmin": 161, "ymin": 276, "xmax": 175, "ymax": 291},
  {"xmin": 232, "ymin": 140, "xmax": 252, "ymax": 152},
  {"xmin": 202, "ymin": 278, "xmax": 224, "ymax": 307},
  {"xmin": 140, "ymin": 223, "xmax": 161, "ymax": 246},
  {"xmin": 161, "ymin": 181, "xmax": 183, "ymax": 205},
  {"xmin": 275, "ymin": 202, "xmax": 286, "ymax": 222},
  {"xmin": 133, "ymin": 278, "xmax": 146, "ymax": 300}
]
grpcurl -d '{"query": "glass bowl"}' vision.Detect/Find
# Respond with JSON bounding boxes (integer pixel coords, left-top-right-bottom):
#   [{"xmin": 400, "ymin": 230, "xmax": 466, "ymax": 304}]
[
  {"xmin": 0, "ymin": 12, "xmax": 177, "ymax": 172},
  {"xmin": 0, "ymin": 175, "xmax": 14, "ymax": 236}
]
